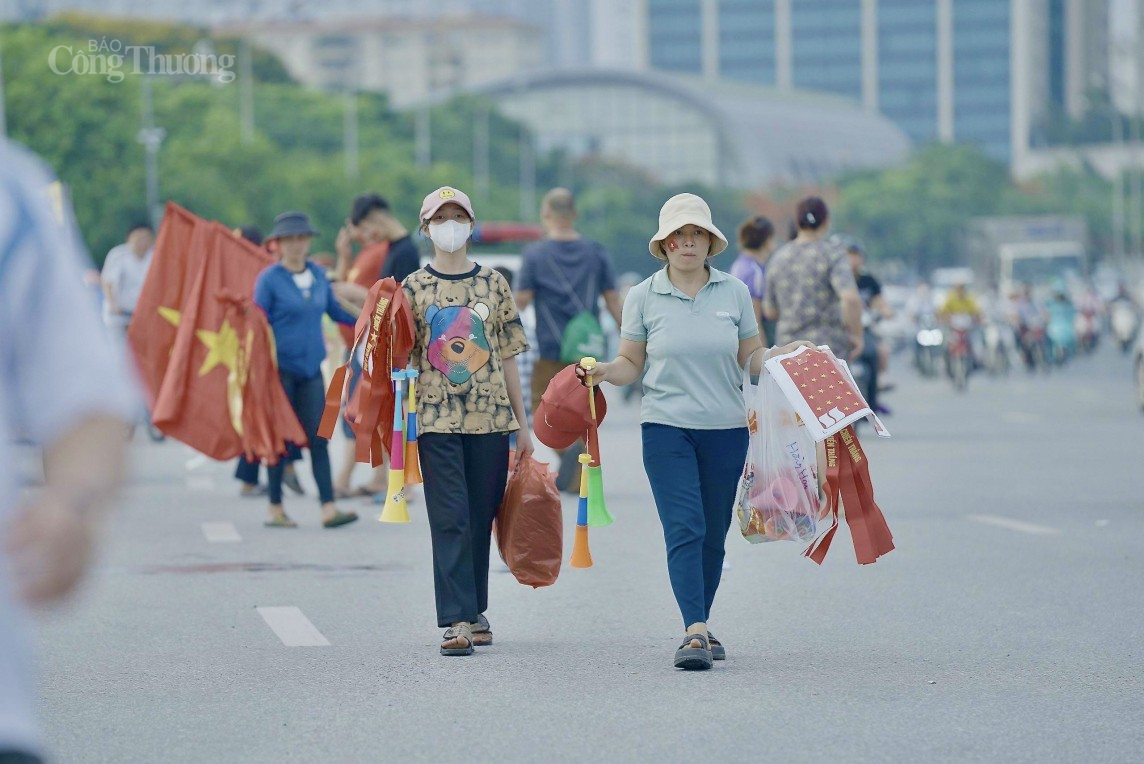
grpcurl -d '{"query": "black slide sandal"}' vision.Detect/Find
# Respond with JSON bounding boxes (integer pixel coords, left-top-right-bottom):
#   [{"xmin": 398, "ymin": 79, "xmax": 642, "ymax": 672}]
[{"xmin": 673, "ymin": 633, "xmax": 713, "ymax": 670}]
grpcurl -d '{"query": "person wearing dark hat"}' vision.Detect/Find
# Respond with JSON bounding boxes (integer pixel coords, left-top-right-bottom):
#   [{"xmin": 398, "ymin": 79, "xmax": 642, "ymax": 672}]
[
  {"xmin": 232, "ymin": 224, "xmax": 305, "ymax": 499},
  {"xmin": 575, "ymin": 193, "xmax": 812, "ymax": 671},
  {"xmin": 254, "ymin": 211, "xmax": 361, "ymax": 529},
  {"xmin": 402, "ymin": 186, "xmax": 532, "ymax": 656}
]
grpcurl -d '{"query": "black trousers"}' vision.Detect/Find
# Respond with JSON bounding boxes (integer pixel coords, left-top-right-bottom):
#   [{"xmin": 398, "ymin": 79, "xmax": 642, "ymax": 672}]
[
  {"xmin": 0, "ymin": 751, "xmax": 43, "ymax": 764},
  {"xmin": 418, "ymin": 432, "xmax": 510, "ymax": 627}
]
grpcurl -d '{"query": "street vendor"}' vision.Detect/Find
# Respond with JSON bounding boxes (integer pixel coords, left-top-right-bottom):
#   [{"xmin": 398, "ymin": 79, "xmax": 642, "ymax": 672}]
[
  {"xmin": 401, "ymin": 186, "xmax": 533, "ymax": 657},
  {"xmin": 575, "ymin": 193, "xmax": 811, "ymax": 671}
]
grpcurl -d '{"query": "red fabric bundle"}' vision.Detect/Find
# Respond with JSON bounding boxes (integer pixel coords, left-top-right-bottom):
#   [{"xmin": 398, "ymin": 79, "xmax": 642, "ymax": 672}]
[
  {"xmin": 804, "ymin": 425, "xmax": 894, "ymax": 565},
  {"xmin": 318, "ymin": 278, "xmax": 415, "ymax": 466}
]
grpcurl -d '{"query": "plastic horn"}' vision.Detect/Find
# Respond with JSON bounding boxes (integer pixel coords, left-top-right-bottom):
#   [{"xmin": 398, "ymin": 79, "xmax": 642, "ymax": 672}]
[
  {"xmin": 569, "ymin": 453, "xmax": 594, "ymax": 568},
  {"xmin": 580, "ymin": 357, "xmax": 613, "ymax": 528},
  {"xmin": 380, "ymin": 369, "xmax": 410, "ymax": 523},
  {"xmin": 404, "ymin": 367, "xmax": 423, "ymax": 485}
]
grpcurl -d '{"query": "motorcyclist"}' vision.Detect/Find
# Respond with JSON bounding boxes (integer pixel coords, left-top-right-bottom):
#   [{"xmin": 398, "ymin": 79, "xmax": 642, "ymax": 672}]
[
  {"xmin": 1014, "ymin": 284, "xmax": 1050, "ymax": 370},
  {"xmin": 1046, "ymin": 286, "xmax": 1078, "ymax": 363},
  {"xmin": 937, "ymin": 279, "xmax": 982, "ymax": 379}
]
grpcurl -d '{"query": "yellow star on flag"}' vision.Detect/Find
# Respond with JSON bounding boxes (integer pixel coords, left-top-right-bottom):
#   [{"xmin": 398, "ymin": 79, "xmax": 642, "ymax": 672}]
[
  {"xmin": 196, "ymin": 319, "xmax": 240, "ymax": 377},
  {"xmin": 159, "ymin": 306, "xmax": 181, "ymax": 327}
]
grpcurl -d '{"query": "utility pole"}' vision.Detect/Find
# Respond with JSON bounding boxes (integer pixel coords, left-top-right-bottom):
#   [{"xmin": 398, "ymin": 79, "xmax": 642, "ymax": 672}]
[
  {"xmin": 343, "ymin": 88, "xmax": 359, "ymax": 179},
  {"xmin": 137, "ymin": 77, "xmax": 166, "ymax": 229},
  {"xmin": 1114, "ymin": 110, "xmax": 1126, "ymax": 267},
  {"xmin": 519, "ymin": 126, "xmax": 535, "ymax": 222},
  {"xmin": 416, "ymin": 105, "xmax": 431, "ymax": 168},
  {"xmin": 0, "ymin": 38, "xmax": 7, "ymax": 138},
  {"xmin": 473, "ymin": 105, "xmax": 490, "ymax": 204},
  {"xmin": 240, "ymin": 38, "xmax": 254, "ymax": 144}
]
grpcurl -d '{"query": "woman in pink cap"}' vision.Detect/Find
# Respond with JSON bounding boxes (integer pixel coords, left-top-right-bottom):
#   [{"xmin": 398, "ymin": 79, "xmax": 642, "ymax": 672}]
[
  {"xmin": 401, "ymin": 186, "xmax": 534, "ymax": 656},
  {"xmin": 578, "ymin": 193, "xmax": 811, "ymax": 670}
]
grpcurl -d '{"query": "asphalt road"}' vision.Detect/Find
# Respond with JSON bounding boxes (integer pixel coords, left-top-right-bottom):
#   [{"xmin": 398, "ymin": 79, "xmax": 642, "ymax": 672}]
[{"xmin": 30, "ymin": 345, "xmax": 1144, "ymax": 763}]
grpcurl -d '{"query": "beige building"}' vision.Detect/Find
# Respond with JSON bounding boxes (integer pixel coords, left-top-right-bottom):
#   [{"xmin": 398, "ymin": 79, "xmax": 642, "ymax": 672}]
[{"xmin": 222, "ymin": 16, "xmax": 543, "ymax": 107}]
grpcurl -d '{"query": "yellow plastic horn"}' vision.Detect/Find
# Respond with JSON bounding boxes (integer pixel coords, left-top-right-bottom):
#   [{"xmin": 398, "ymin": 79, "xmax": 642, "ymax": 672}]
[
  {"xmin": 380, "ymin": 370, "xmax": 410, "ymax": 523},
  {"xmin": 569, "ymin": 453, "xmax": 594, "ymax": 569}
]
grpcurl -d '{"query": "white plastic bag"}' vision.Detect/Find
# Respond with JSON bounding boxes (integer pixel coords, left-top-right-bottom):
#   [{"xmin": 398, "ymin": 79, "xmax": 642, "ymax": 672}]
[{"xmin": 734, "ymin": 351, "xmax": 820, "ymax": 544}]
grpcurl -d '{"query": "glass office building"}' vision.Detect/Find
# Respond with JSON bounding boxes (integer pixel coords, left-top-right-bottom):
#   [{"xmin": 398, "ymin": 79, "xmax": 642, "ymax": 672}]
[
  {"xmin": 643, "ymin": 0, "xmax": 1109, "ymax": 166},
  {"xmin": 952, "ymin": 0, "xmax": 1013, "ymax": 160},
  {"xmin": 790, "ymin": 0, "xmax": 863, "ymax": 102},
  {"xmin": 877, "ymin": 0, "xmax": 939, "ymax": 148}
]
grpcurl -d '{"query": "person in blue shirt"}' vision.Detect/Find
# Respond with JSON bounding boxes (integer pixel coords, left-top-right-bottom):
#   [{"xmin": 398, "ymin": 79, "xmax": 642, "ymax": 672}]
[{"xmin": 254, "ymin": 212, "xmax": 361, "ymax": 529}]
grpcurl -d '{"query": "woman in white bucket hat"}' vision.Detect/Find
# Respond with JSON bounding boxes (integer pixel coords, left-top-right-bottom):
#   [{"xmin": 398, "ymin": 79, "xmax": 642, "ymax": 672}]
[{"xmin": 577, "ymin": 193, "xmax": 812, "ymax": 670}]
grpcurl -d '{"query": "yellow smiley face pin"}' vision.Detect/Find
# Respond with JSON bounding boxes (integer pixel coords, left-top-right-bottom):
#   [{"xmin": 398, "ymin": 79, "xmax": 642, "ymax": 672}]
[{"xmin": 440, "ymin": 189, "xmax": 456, "ymax": 199}]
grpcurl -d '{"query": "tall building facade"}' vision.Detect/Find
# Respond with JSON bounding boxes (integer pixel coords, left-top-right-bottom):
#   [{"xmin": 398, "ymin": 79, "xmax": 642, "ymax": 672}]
[{"xmin": 640, "ymin": 0, "xmax": 1110, "ymax": 165}]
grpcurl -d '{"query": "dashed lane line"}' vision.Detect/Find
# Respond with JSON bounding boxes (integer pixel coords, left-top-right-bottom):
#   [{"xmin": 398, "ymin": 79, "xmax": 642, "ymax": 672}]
[
  {"xmin": 966, "ymin": 514, "xmax": 1061, "ymax": 536},
  {"xmin": 257, "ymin": 607, "xmax": 331, "ymax": 647},
  {"xmin": 201, "ymin": 522, "xmax": 242, "ymax": 543}
]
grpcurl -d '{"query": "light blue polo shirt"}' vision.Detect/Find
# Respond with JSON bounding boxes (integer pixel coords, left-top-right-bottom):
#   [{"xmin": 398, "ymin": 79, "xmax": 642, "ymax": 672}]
[{"xmin": 621, "ymin": 266, "xmax": 759, "ymax": 430}]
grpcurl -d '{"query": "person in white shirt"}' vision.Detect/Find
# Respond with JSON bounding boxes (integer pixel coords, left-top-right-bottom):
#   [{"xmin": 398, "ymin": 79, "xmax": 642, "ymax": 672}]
[
  {"xmin": 0, "ymin": 140, "xmax": 136, "ymax": 764},
  {"xmin": 100, "ymin": 221, "xmax": 154, "ymax": 334}
]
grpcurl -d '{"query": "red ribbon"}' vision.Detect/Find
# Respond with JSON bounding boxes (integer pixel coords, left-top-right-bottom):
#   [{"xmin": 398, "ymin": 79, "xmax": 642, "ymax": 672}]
[
  {"xmin": 804, "ymin": 424, "xmax": 894, "ymax": 565},
  {"xmin": 318, "ymin": 278, "xmax": 414, "ymax": 467}
]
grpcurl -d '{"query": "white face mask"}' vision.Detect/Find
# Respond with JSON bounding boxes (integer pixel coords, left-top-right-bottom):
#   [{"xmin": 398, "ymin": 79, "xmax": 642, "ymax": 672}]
[{"xmin": 428, "ymin": 220, "xmax": 471, "ymax": 253}]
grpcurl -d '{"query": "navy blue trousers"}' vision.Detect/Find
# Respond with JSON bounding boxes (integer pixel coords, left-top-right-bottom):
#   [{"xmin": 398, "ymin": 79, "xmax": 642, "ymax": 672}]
[
  {"xmin": 267, "ymin": 370, "xmax": 333, "ymax": 505},
  {"xmin": 642, "ymin": 424, "xmax": 748, "ymax": 627}
]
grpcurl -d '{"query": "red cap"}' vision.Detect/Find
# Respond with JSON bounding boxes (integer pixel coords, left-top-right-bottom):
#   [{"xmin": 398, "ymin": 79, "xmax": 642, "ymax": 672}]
[{"xmin": 532, "ymin": 365, "xmax": 607, "ymax": 450}]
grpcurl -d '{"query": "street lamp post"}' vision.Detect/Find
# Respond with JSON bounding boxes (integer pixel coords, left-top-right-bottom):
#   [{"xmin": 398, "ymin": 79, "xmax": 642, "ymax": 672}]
[
  {"xmin": 0, "ymin": 38, "xmax": 7, "ymax": 138},
  {"xmin": 137, "ymin": 77, "xmax": 167, "ymax": 230}
]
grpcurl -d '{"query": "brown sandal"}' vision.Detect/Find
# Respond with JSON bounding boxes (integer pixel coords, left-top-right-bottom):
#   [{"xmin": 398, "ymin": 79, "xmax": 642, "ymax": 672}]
[
  {"xmin": 471, "ymin": 614, "xmax": 492, "ymax": 646},
  {"xmin": 440, "ymin": 624, "xmax": 474, "ymax": 656}
]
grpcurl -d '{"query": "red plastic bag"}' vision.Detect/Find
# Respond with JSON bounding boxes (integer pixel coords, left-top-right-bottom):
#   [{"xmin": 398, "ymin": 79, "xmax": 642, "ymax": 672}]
[{"xmin": 495, "ymin": 453, "xmax": 563, "ymax": 588}]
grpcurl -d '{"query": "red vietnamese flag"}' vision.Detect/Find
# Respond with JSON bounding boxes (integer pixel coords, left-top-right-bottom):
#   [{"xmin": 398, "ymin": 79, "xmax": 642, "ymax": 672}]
[
  {"xmin": 138, "ymin": 213, "xmax": 305, "ymax": 461},
  {"xmin": 128, "ymin": 202, "xmax": 201, "ymax": 408}
]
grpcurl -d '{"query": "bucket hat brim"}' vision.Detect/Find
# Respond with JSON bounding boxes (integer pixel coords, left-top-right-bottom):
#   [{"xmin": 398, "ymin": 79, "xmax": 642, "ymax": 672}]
[
  {"xmin": 648, "ymin": 193, "xmax": 728, "ymax": 260},
  {"xmin": 267, "ymin": 212, "xmax": 320, "ymax": 240}
]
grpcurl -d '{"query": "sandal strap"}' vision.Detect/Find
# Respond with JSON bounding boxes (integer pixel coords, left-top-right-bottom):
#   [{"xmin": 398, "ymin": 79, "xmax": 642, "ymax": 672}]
[
  {"xmin": 706, "ymin": 631, "xmax": 721, "ymax": 646},
  {"xmin": 472, "ymin": 614, "xmax": 491, "ymax": 633},
  {"xmin": 443, "ymin": 624, "xmax": 472, "ymax": 640},
  {"xmin": 680, "ymin": 633, "xmax": 709, "ymax": 650}
]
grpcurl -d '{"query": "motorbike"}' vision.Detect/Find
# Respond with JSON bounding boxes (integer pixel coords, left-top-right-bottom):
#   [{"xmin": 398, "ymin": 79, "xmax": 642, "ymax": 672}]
[
  {"xmin": 914, "ymin": 315, "xmax": 944, "ymax": 378},
  {"xmin": 945, "ymin": 314, "xmax": 974, "ymax": 391},
  {"xmin": 982, "ymin": 320, "xmax": 1014, "ymax": 376},
  {"xmin": 1110, "ymin": 301, "xmax": 1139, "ymax": 354},
  {"xmin": 1019, "ymin": 322, "xmax": 1048, "ymax": 373},
  {"xmin": 1074, "ymin": 309, "xmax": 1099, "ymax": 354}
]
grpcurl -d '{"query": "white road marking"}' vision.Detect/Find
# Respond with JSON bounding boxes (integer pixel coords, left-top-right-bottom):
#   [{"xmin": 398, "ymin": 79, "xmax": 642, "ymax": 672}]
[
  {"xmin": 186, "ymin": 476, "xmax": 216, "ymax": 491},
  {"xmin": 201, "ymin": 522, "xmax": 242, "ymax": 543},
  {"xmin": 257, "ymin": 607, "xmax": 331, "ymax": 647},
  {"xmin": 1002, "ymin": 411, "xmax": 1041, "ymax": 425},
  {"xmin": 185, "ymin": 454, "xmax": 209, "ymax": 471},
  {"xmin": 966, "ymin": 514, "xmax": 1061, "ymax": 536}
]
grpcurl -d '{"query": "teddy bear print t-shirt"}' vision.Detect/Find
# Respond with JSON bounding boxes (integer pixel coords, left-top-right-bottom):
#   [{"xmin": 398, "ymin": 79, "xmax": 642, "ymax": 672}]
[{"xmin": 402, "ymin": 264, "xmax": 530, "ymax": 435}]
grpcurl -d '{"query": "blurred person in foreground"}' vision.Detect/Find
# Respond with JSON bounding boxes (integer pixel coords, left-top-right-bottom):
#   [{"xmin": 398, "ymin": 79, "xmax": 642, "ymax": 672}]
[
  {"xmin": 730, "ymin": 215, "xmax": 777, "ymax": 345},
  {"xmin": 515, "ymin": 188, "xmax": 622, "ymax": 492},
  {"xmin": 763, "ymin": 196, "xmax": 864, "ymax": 359},
  {"xmin": 1, "ymin": 141, "xmax": 135, "ymax": 764}
]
